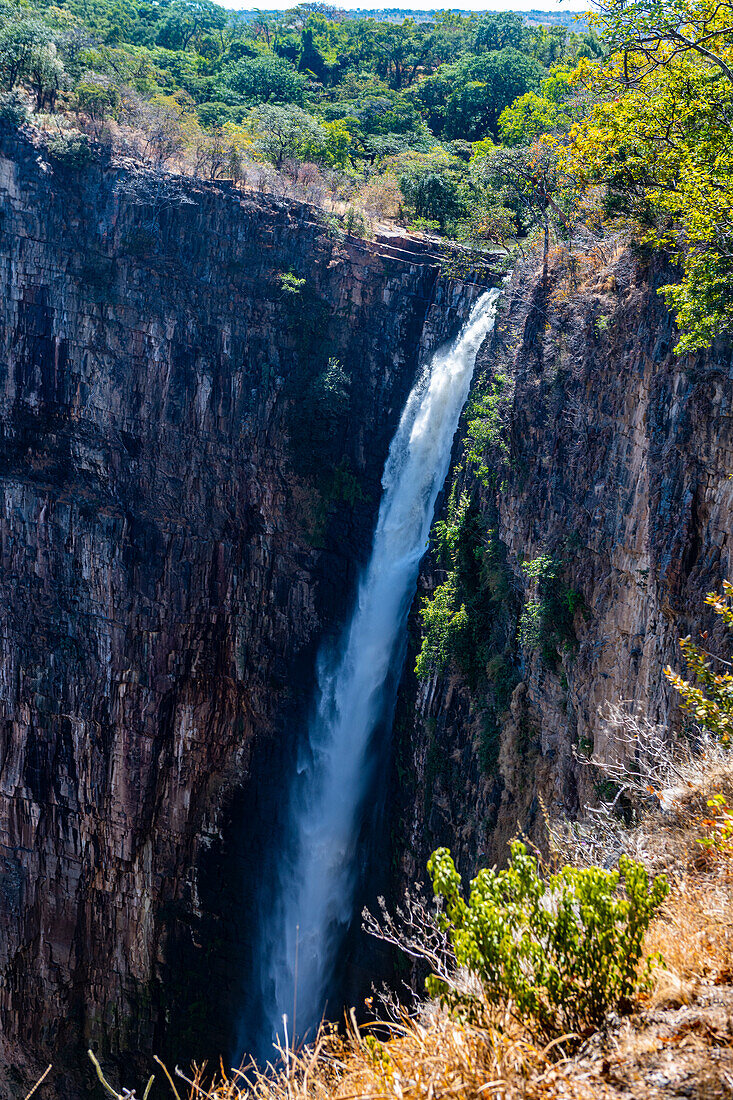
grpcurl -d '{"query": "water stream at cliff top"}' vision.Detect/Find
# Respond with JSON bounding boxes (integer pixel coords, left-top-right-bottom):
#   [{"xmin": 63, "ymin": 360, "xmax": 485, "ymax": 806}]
[{"xmin": 245, "ymin": 288, "xmax": 500, "ymax": 1062}]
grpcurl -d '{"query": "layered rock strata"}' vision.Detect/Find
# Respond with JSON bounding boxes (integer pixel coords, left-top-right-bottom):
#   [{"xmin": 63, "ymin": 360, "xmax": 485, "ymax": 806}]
[{"xmin": 0, "ymin": 130, "xmax": 487, "ymax": 1094}]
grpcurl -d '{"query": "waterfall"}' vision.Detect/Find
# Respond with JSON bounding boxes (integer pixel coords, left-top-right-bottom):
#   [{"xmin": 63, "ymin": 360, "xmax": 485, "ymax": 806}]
[{"xmin": 247, "ymin": 288, "xmax": 500, "ymax": 1061}]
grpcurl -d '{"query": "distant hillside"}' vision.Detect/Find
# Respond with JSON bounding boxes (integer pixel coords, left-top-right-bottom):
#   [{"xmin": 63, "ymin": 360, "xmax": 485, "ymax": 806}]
[{"xmin": 231, "ymin": 7, "xmax": 590, "ymax": 30}]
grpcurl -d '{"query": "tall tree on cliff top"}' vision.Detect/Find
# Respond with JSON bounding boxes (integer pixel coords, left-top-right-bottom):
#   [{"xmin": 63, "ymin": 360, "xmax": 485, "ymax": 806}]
[{"xmin": 561, "ymin": 0, "xmax": 733, "ymax": 351}]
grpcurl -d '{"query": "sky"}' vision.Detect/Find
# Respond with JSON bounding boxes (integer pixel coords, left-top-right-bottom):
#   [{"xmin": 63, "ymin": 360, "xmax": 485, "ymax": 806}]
[{"xmin": 223, "ymin": 1, "xmax": 590, "ymax": 13}]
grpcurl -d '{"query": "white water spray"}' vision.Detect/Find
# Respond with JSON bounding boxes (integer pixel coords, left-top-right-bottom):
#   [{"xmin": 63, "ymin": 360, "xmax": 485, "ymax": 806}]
[{"xmin": 253, "ymin": 289, "xmax": 500, "ymax": 1057}]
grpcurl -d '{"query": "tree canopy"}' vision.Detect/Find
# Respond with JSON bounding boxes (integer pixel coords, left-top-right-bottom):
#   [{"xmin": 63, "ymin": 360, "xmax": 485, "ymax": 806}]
[{"xmin": 3, "ymin": 0, "xmax": 731, "ymax": 353}]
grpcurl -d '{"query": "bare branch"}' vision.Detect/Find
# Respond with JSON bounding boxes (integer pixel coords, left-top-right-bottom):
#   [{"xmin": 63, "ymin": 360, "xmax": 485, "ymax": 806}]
[{"xmin": 362, "ymin": 886, "xmax": 454, "ymax": 989}]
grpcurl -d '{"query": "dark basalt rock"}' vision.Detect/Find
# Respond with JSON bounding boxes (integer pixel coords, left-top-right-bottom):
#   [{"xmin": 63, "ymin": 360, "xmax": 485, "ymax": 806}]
[
  {"xmin": 390, "ymin": 243, "xmax": 733, "ymax": 902},
  {"xmin": 0, "ymin": 131, "xmax": 488, "ymax": 1095}
]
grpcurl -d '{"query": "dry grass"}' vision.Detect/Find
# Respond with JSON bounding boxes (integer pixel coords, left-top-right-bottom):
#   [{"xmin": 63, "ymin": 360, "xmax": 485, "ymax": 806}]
[
  {"xmin": 183, "ymin": 1010, "xmax": 595, "ymax": 1100},
  {"xmin": 646, "ymin": 871, "xmax": 733, "ymax": 991},
  {"xmin": 630, "ymin": 755, "xmax": 733, "ymax": 992},
  {"xmin": 22, "ymin": 713, "xmax": 733, "ymax": 1100},
  {"xmin": 546, "ymin": 714, "xmax": 733, "ymax": 1022},
  {"xmin": 186, "ymin": 731, "xmax": 733, "ymax": 1100}
]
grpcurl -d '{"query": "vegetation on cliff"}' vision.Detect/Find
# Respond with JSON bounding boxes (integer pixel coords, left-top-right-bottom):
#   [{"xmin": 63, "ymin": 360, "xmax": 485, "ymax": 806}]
[
  {"xmin": 412, "ymin": 0, "xmax": 733, "ymax": 773},
  {"xmin": 5, "ymin": 0, "xmax": 733, "ymax": 1091},
  {"xmin": 68, "ymin": 595, "xmax": 733, "ymax": 1097},
  {"xmin": 665, "ymin": 581, "xmax": 733, "ymax": 747},
  {"xmin": 82, "ymin": 649, "xmax": 733, "ymax": 1097}
]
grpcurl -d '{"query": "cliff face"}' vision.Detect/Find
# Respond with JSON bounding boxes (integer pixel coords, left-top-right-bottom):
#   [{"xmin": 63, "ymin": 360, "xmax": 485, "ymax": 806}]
[
  {"xmin": 391, "ymin": 243, "xmax": 733, "ymax": 890},
  {"xmin": 6, "ymin": 123, "xmax": 730, "ymax": 1094},
  {"xmin": 0, "ymin": 131, "xmax": 485, "ymax": 1093}
]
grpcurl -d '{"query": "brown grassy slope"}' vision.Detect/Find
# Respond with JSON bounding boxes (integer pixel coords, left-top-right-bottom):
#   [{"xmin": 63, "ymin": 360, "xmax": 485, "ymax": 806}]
[
  {"xmin": 31, "ymin": 751, "xmax": 733, "ymax": 1100},
  {"xmin": 184, "ymin": 756, "xmax": 733, "ymax": 1100}
]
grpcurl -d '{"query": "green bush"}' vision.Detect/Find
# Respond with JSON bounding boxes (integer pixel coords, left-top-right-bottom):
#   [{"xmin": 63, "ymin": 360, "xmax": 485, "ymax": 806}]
[
  {"xmin": 278, "ymin": 271, "xmax": 306, "ymax": 295},
  {"xmin": 0, "ymin": 90, "xmax": 28, "ymax": 128},
  {"xmin": 518, "ymin": 554, "xmax": 582, "ymax": 664},
  {"xmin": 344, "ymin": 207, "xmax": 370, "ymax": 239},
  {"xmin": 465, "ymin": 372, "xmax": 510, "ymax": 486},
  {"xmin": 427, "ymin": 841, "xmax": 668, "ymax": 1043},
  {"xmin": 415, "ymin": 574, "xmax": 469, "ymax": 681},
  {"xmin": 665, "ymin": 581, "xmax": 733, "ymax": 747},
  {"xmin": 46, "ymin": 132, "xmax": 99, "ymax": 167},
  {"xmin": 74, "ymin": 78, "xmax": 120, "ymax": 120},
  {"xmin": 399, "ymin": 166, "xmax": 461, "ymax": 230}
]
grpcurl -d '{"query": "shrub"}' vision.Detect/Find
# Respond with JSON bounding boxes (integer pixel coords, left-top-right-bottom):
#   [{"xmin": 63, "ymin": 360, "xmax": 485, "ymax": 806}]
[
  {"xmin": 415, "ymin": 489, "xmax": 471, "ymax": 681},
  {"xmin": 697, "ymin": 793, "xmax": 733, "ymax": 869},
  {"xmin": 517, "ymin": 553, "xmax": 582, "ymax": 664},
  {"xmin": 465, "ymin": 373, "xmax": 509, "ymax": 486},
  {"xmin": 517, "ymin": 597, "xmax": 543, "ymax": 649},
  {"xmin": 197, "ymin": 100, "xmax": 233, "ymax": 129},
  {"xmin": 407, "ymin": 216, "xmax": 441, "ymax": 234},
  {"xmin": 415, "ymin": 490, "xmax": 516, "ymax": 753},
  {"xmin": 278, "ymin": 271, "xmax": 306, "ymax": 295},
  {"xmin": 46, "ymin": 132, "xmax": 99, "ymax": 166},
  {"xmin": 427, "ymin": 840, "xmax": 668, "ymax": 1043},
  {"xmin": 415, "ymin": 574, "xmax": 468, "ymax": 681},
  {"xmin": 0, "ymin": 90, "xmax": 28, "ymax": 128},
  {"xmin": 74, "ymin": 77, "xmax": 120, "ymax": 120},
  {"xmin": 343, "ymin": 207, "xmax": 370, "ymax": 239},
  {"xmin": 665, "ymin": 581, "xmax": 733, "ymax": 746},
  {"xmin": 399, "ymin": 169, "xmax": 460, "ymax": 230},
  {"xmin": 356, "ymin": 176, "xmax": 403, "ymax": 221}
]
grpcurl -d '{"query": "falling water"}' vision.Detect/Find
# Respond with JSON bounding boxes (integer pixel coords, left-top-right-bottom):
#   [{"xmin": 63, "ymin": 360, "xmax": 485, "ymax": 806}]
[{"xmin": 248, "ymin": 288, "xmax": 501, "ymax": 1060}]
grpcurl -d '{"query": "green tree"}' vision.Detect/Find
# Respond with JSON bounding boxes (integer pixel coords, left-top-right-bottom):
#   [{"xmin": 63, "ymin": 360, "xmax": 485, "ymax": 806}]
[
  {"xmin": 560, "ymin": 0, "xmax": 733, "ymax": 351},
  {"xmin": 533, "ymin": 24, "xmax": 570, "ymax": 66},
  {"xmin": 596, "ymin": 0, "xmax": 733, "ymax": 81},
  {"xmin": 248, "ymin": 102, "xmax": 324, "ymax": 167},
  {"xmin": 498, "ymin": 69, "xmax": 580, "ymax": 146},
  {"xmin": 414, "ymin": 49, "xmax": 544, "ymax": 140},
  {"xmin": 415, "ymin": 573, "xmax": 468, "ymax": 680},
  {"xmin": 398, "ymin": 149, "xmax": 463, "ymax": 228},
  {"xmin": 75, "ymin": 75, "xmax": 120, "ymax": 119},
  {"xmin": 474, "ymin": 12, "xmax": 533, "ymax": 53},
  {"xmin": 477, "ymin": 138, "xmax": 570, "ymax": 280},
  {"xmin": 224, "ymin": 53, "xmax": 306, "ymax": 104},
  {"xmin": 155, "ymin": 0, "xmax": 226, "ymax": 52},
  {"xmin": 0, "ymin": 18, "xmax": 55, "ymax": 93},
  {"xmin": 96, "ymin": 0, "xmax": 135, "ymax": 46}
]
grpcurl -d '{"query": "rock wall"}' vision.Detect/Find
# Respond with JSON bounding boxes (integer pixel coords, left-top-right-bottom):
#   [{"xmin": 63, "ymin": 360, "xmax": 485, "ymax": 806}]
[
  {"xmin": 0, "ymin": 130, "xmax": 486, "ymax": 1095},
  {"xmin": 391, "ymin": 242, "xmax": 733, "ymax": 892},
  {"xmin": 8, "ymin": 124, "xmax": 727, "ymax": 1093}
]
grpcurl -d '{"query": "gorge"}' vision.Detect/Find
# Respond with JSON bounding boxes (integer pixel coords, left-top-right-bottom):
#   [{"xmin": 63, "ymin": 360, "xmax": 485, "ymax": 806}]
[
  {"xmin": 244, "ymin": 290, "xmax": 499, "ymax": 1062},
  {"xmin": 0, "ymin": 128, "xmax": 494, "ymax": 1093},
  {"xmin": 1, "ymin": 124, "xmax": 732, "ymax": 1099}
]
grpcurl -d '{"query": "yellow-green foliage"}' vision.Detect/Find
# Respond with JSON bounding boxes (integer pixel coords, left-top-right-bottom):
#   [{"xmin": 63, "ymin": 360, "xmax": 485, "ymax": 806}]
[
  {"xmin": 697, "ymin": 793, "xmax": 733, "ymax": 865},
  {"xmin": 665, "ymin": 581, "xmax": 733, "ymax": 746},
  {"xmin": 560, "ymin": 0, "xmax": 733, "ymax": 351},
  {"xmin": 428, "ymin": 841, "xmax": 668, "ymax": 1043}
]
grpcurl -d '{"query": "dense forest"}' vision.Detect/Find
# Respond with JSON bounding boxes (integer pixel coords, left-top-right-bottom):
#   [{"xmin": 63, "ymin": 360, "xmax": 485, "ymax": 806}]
[
  {"xmin": 0, "ymin": 0, "xmax": 602, "ymax": 243},
  {"xmin": 3, "ymin": 0, "xmax": 731, "ymax": 350}
]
